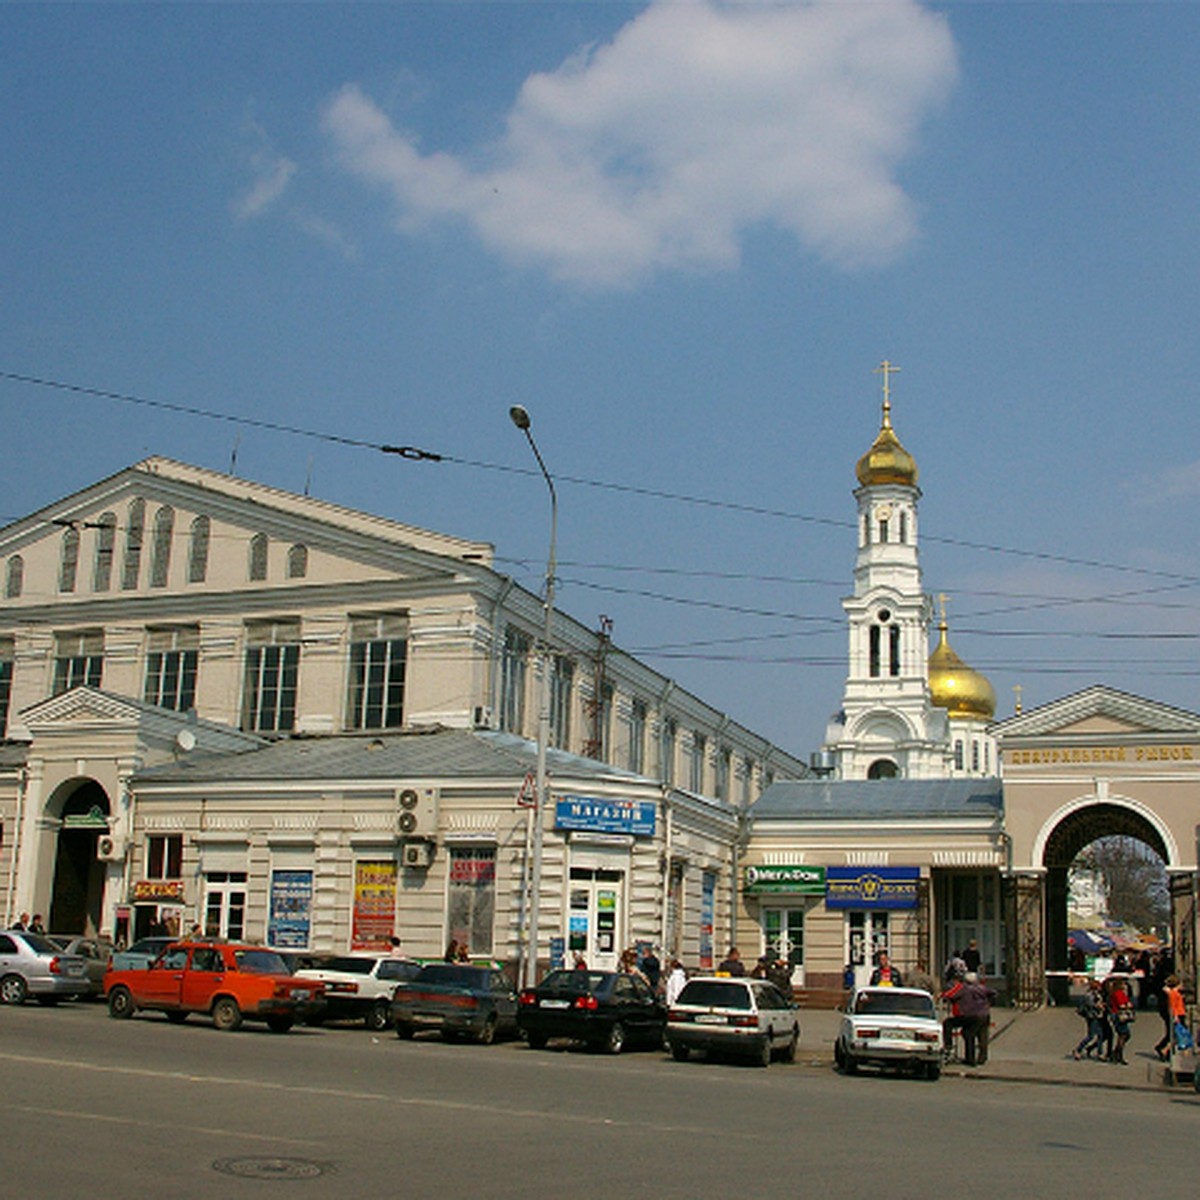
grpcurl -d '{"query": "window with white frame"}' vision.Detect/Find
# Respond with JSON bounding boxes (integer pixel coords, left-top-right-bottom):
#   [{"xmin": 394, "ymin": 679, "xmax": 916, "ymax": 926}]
[
  {"xmin": 54, "ymin": 630, "xmax": 103, "ymax": 694},
  {"xmin": 122, "ymin": 498, "xmax": 145, "ymax": 591},
  {"xmin": 188, "ymin": 516, "xmax": 210, "ymax": 583},
  {"xmin": 149, "ymin": 506, "xmax": 174, "ymax": 588},
  {"xmin": 146, "ymin": 833, "xmax": 184, "ymax": 879},
  {"xmin": 0, "ymin": 639, "xmax": 12, "ymax": 737},
  {"xmin": 92, "ymin": 512, "xmax": 116, "ymax": 591},
  {"xmin": 628, "ymin": 698, "xmax": 646, "ymax": 775},
  {"xmin": 203, "ymin": 871, "xmax": 247, "ymax": 940},
  {"xmin": 549, "ymin": 655, "xmax": 574, "ymax": 750},
  {"xmin": 144, "ymin": 626, "xmax": 199, "ymax": 712},
  {"xmin": 499, "ymin": 626, "xmax": 530, "ymax": 734},
  {"xmin": 660, "ymin": 717, "xmax": 677, "ymax": 786},
  {"xmin": 242, "ymin": 620, "xmax": 300, "ymax": 733},
  {"xmin": 59, "ymin": 526, "xmax": 80, "ymax": 593},
  {"xmin": 346, "ymin": 614, "xmax": 407, "ymax": 730},
  {"xmin": 688, "ymin": 732, "xmax": 706, "ymax": 793}
]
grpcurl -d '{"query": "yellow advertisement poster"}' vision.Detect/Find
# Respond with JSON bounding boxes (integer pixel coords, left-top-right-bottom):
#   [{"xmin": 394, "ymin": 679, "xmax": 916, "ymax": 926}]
[{"xmin": 352, "ymin": 859, "xmax": 397, "ymax": 950}]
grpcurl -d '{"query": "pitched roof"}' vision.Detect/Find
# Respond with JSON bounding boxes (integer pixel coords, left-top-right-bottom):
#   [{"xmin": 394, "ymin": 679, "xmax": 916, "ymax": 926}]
[{"xmin": 751, "ymin": 777, "xmax": 1003, "ymax": 821}]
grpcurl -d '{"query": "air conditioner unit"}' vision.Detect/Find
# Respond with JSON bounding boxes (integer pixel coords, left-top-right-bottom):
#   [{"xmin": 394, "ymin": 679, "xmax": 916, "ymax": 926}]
[
  {"xmin": 402, "ymin": 841, "xmax": 434, "ymax": 869},
  {"xmin": 396, "ymin": 786, "xmax": 439, "ymax": 839},
  {"xmin": 473, "ymin": 705, "xmax": 494, "ymax": 729},
  {"xmin": 96, "ymin": 834, "xmax": 126, "ymax": 862}
]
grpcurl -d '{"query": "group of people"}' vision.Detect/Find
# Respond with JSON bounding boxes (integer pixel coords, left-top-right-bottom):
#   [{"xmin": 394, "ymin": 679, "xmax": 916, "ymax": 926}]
[
  {"xmin": 1071, "ymin": 975, "xmax": 1138, "ymax": 1064},
  {"xmin": 715, "ymin": 945, "xmax": 794, "ymax": 996},
  {"xmin": 9, "ymin": 913, "xmax": 46, "ymax": 934}
]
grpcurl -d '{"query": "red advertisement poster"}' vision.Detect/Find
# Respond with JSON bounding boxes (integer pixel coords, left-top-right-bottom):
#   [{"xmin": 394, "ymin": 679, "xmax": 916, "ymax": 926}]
[{"xmin": 351, "ymin": 859, "xmax": 397, "ymax": 950}]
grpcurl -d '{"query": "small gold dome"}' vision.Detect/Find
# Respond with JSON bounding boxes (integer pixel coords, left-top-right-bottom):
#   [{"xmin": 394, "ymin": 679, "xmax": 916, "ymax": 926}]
[
  {"xmin": 856, "ymin": 399, "xmax": 919, "ymax": 488},
  {"xmin": 928, "ymin": 621, "xmax": 995, "ymax": 720}
]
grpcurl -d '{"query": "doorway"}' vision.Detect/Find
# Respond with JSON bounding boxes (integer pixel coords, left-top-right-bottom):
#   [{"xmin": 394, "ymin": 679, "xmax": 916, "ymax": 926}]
[
  {"xmin": 49, "ymin": 781, "xmax": 110, "ymax": 935},
  {"xmin": 846, "ymin": 910, "xmax": 890, "ymax": 990},
  {"xmin": 568, "ymin": 867, "xmax": 624, "ymax": 971}
]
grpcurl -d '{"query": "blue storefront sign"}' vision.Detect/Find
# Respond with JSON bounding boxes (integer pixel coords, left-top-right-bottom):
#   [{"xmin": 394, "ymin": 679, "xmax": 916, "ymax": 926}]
[
  {"xmin": 267, "ymin": 869, "xmax": 314, "ymax": 948},
  {"xmin": 555, "ymin": 796, "xmax": 656, "ymax": 837},
  {"xmin": 825, "ymin": 866, "xmax": 920, "ymax": 910}
]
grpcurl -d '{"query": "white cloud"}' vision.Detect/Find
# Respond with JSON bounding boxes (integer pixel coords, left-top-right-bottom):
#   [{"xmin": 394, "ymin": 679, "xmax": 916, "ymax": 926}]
[
  {"xmin": 232, "ymin": 124, "xmax": 297, "ymax": 221},
  {"xmin": 321, "ymin": 0, "xmax": 958, "ymax": 288},
  {"xmin": 1129, "ymin": 460, "xmax": 1200, "ymax": 504}
]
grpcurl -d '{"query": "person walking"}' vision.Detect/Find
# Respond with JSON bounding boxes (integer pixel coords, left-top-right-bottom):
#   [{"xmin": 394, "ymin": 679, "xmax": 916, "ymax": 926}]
[
  {"xmin": 1073, "ymin": 979, "xmax": 1107, "ymax": 1060},
  {"xmin": 717, "ymin": 947, "xmax": 746, "ymax": 976},
  {"xmin": 945, "ymin": 972, "xmax": 995, "ymax": 1066},
  {"xmin": 1155, "ymin": 974, "xmax": 1186, "ymax": 1061},
  {"xmin": 664, "ymin": 959, "xmax": 687, "ymax": 1006},
  {"xmin": 1106, "ymin": 976, "xmax": 1134, "ymax": 1065},
  {"xmin": 869, "ymin": 950, "xmax": 903, "ymax": 987}
]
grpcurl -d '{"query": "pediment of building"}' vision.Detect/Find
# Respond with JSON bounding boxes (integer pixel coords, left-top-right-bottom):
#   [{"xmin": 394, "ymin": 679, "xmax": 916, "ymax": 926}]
[{"xmin": 993, "ymin": 685, "xmax": 1200, "ymax": 741}]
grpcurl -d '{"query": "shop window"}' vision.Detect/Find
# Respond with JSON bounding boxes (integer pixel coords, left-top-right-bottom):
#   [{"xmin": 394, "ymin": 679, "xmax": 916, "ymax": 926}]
[
  {"xmin": 204, "ymin": 871, "xmax": 248, "ymax": 940},
  {"xmin": 447, "ymin": 847, "xmax": 496, "ymax": 956},
  {"xmin": 763, "ymin": 908, "xmax": 806, "ymax": 981}
]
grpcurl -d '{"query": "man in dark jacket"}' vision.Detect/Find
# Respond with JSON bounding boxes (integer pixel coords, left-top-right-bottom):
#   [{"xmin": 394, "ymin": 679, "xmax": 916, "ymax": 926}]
[{"xmin": 943, "ymin": 972, "xmax": 996, "ymax": 1066}]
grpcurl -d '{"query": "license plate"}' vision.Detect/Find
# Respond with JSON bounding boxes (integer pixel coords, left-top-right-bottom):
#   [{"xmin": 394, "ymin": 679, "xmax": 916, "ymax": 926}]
[
  {"xmin": 290, "ymin": 989, "xmax": 311, "ymax": 1000},
  {"xmin": 695, "ymin": 1014, "xmax": 726, "ymax": 1024},
  {"xmin": 882, "ymin": 1029, "xmax": 911, "ymax": 1040},
  {"xmin": 541, "ymin": 999, "xmax": 570, "ymax": 1009}
]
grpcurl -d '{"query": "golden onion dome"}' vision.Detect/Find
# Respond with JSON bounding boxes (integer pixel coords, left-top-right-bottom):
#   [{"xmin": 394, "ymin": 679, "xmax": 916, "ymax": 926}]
[
  {"xmin": 856, "ymin": 397, "xmax": 919, "ymax": 488},
  {"xmin": 928, "ymin": 620, "xmax": 995, "ymax": 720}
]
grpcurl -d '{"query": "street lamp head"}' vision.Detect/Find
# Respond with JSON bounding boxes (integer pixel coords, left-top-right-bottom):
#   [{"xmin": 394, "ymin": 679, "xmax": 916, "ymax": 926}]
[{"xmin": 509, "ymin": 405, "xmax": 531, "ymax": 431}]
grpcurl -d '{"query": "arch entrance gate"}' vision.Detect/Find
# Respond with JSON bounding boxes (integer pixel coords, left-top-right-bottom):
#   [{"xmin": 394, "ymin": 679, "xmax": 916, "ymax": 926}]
[{"xmin": 994, "ymin": 687, "xmax": 1200, "ymax": 1009}]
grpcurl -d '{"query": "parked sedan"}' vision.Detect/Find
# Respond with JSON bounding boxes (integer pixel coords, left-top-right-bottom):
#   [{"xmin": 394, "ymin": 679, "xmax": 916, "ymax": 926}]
[
  {"xmin": 296, "ymin": 954, "xmax": 422, "ymax": 1030},
  {"xmin": 666, "ymin": 976, "xmax": 799, "ymax": 1067},
  {"xmin": 0, "ymin": 930, "xmax": 90, "ymax": 1005},
  {"xmin": 392, "ymin": 963, "xmax": 519, "ymax": 1043},
  {"xmin": 835, "ymin": 986, "xmax": 943, "ymax": 1080},
  {"xmin": 517, "ymin": 969, "xmax": 666, "ymax": 1054},
  {"xmin": 48, "ymin": 935, "xmax": 112, "ymax": 997},
  {"xmin": 110, "ymin": 936, "xmax": 176, "ymax": 972}
]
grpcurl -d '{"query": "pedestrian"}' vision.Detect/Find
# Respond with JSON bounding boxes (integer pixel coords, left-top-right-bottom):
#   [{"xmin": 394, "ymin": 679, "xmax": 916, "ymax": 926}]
[
  {"xmin": 962, "ymin": 939, "xmax": 981, "ymax": 973},
  {"xmin": 12, "ymin": 912, "xmax": 29, "ymax": 931},
  {"xmin": 664, "ymin": 959, "xmax": 687, "ymax": 1006},
  {"xmin": 29, "ymin": 914, "xmax": 45, "ymax": 934},
  {"xmin": 456, "ymin": 942, "xmax": 470, "ymax": 963},
  {"xmin": 1154, "ymin": 974, "xmax": 1186, "ymax": 1061},
  {"xmin": 444, "ymin": 938, "xmax": 459, "ymax": 962},
  {"xmin": 388, "ymin": 935, "xmax": 404, "ymax": 956},
  {"xmin": 717, "ymin": 947, "xmax": 746, "ymax": 976},
  {"xmin": 955, "ymin": 971, "xmax": 996, "ymax": 1066},
  {"xmin": 1105, "ymin": 976, "xmax": 1134, "ymax": 1065},
  {"xmin": 572, "ymin": 952, "xmax": 588, "ymax": 971},
  {"xmin": 639, "ymin": 945, "xmax": 662, "ymax": 991},
  {"xmin": 767, "ymin": 955, "xmax": 794, "ymax": 1000},
  {"xmin": 1072, "ymin": 979, "xmax": 1106, "ymax": 1060},
  {"xmin": 869, "ymin": 950, "xmax": 903, "ymax": 987},
  {"xmin": 907, "ymin": 960, "xmax": 938, "ymax": 997}
]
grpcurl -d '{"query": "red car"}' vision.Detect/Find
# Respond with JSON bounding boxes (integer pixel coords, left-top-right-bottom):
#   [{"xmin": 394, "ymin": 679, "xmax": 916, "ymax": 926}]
[{"xmin": 105, "ymin": 940, "xmax": 325, "ymax": 1032}]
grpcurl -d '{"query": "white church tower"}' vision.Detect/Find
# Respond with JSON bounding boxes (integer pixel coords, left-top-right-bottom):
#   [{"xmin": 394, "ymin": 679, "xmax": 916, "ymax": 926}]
[{"xmin": 823, "ymin": 363, "xmax": 996, "ymax": 780}]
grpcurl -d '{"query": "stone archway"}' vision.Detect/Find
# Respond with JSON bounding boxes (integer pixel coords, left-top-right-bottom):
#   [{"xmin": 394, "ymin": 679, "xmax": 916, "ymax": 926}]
[
  {"xmin": 49, "ymin": 780, "xmax": 111, "ymax": 935},
  {"xmin": 1040, "ymin": 802, "xmax": 1170, "ymax": 1004}
]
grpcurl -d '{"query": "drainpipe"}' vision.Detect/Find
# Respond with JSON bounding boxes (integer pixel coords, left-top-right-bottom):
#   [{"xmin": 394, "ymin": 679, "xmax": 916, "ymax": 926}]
[{"xmin": 659, "ymin": 786, "xmax": 673, "ymax": 955}]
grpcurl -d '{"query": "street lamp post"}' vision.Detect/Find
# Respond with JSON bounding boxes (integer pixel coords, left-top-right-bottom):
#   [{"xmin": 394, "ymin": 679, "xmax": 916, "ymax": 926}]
[{"xmin": 509, "ymin": 405, "xmax": 556, "ymax": 989}]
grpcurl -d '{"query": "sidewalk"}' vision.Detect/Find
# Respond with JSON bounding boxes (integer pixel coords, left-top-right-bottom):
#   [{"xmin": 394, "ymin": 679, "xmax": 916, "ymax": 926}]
[{"xmin": 797, "ymin": 1003, "xmax": 1194, "ymax": 1093}]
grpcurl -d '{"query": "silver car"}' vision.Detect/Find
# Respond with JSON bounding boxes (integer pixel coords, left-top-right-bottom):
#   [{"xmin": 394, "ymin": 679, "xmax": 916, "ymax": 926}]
[
  {"xmin": 49, "ymin": 935, "xmax": 113, "ymax": 997},
  {"xmin": 0, "ymin": 930, "xmax": 90, "ymax": 1005}
]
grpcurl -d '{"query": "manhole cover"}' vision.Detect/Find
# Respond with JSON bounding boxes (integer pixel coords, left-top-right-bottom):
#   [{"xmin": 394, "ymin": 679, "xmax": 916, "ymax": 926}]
[{"xmin": 212, "ymin": 1157, "xmax": 331, "ymax": 1181}]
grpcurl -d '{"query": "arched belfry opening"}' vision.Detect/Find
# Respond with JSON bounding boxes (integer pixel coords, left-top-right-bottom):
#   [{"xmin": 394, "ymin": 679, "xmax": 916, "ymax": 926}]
[
  {"xmin": 1041, "ymin": 802, "xmax": 1170, "ymax": 1004},
  {"xmin": 49, "ymin": 780, "xmax": 112, "ymax": 935}
]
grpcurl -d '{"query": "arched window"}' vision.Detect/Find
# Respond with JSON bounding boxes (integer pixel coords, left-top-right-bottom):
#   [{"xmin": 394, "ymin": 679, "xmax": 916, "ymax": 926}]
[
  {"xmin": 867, "ymin": 759, "xmax": 898, "ymax": 780},
  {"xmin": 122, "ymin": 498, "xmax": 146, "ymax": 590},
  {"xmin": 889, "ymin": 624, "xmax": 901, "ymax": 677},
  {"xmin": 59, "ymin": 526, "xmax": 80, "ymax": 593},
  {"xmin": 149, "ymin": 506, "xmax": 174, "ymax": 587},
  {"xmin": 92, "ymin": 513, "xmax": 116, "ymax": 591},
  {"xmin": 899, "ymin": 510, "xmax": 908, "ymax": 544},
  {"xmin": 5, "ymin": 556, "xmax": 23, "ymax": 599},
  {"xmin": 248, "ymin": 533, "xmax": 268, "ymax": 581},
  {"xmin": 879, "ymin": 517, "xmax": 889, "ymax": 543},
  {"xmin": 188, "ymin": 516, "xmax": 210, "ymax": 583},
  {"xmin": 286, "ymin": 544, "xmax": 308, "ymax": 579}
]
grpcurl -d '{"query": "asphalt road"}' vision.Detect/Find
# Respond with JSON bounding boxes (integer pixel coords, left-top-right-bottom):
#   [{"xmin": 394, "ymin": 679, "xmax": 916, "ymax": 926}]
[{"xmin": 2, "ymin": 1000, "xmax": 1197, "ymax": 1199}]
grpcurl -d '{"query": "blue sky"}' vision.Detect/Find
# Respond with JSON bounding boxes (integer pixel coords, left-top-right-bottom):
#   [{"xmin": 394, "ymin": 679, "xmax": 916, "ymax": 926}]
[{"xmin": 4, "ymin": 1, "xmax": 1200, "ymax": 756}]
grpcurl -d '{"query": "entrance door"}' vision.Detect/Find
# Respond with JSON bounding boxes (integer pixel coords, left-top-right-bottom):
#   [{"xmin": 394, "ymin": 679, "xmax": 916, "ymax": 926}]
[
  {"xmin": 846, "ymin": 911, "xmax": 890, "ymax": 990},
  {"xmin": 49, "ymin": 782, "xmax": 111, "ymax": 935},
  {"xmin": 203, "ymin": 872, "xmax": 247, "ymax": 940},
  {"xmin": 568, "ymin": 868, "xmax": 624, "ymax": 971}
]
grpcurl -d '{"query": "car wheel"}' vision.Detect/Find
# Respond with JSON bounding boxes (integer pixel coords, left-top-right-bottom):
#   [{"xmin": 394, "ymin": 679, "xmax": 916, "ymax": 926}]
[
  {"xmin": 0, "ymin": 974, "xmax": 28, "ymax": 1006},
  {"xmin": 367, "ymin": 1000, "xmax": 392, "ymax": 1032},
  {"xmin": 211, "ymin": 997, "xmax": 243, "ymax": 1032},
  {"xmin": 671, "ymin": 1042, "xmax": 690, "ymax": 1062},
  {"xmin": 477, "ymin": 1016, "xmax": 498, "ymax": 1045},
  {"xmin": 107, "ymin": 986, "xmax": 134, "ymax": 1019},
  {"xmin": 602, "ymin": 1021, "xmax": 626, "ymax": 1055},
  {"xmin": 526, "ymin": 1032, "xmax": 548, "ymax": 1050},
  {"xmin": 780, "ymin": 1028, "xmax": 799, "ymax": 1063},
  {"xmin": 834, "ymin": 1039, "xmax": 845, "ymax": 1068},
  {"xmin": 925, "ymin": 1060, "xmax": 942, "ymax": 1081},
  {"xmin": 266, "ymin": 1015, "xmax": 294, "ymax": 1034},
  {"xmin": 165, "ymin": 1010, "xmax": 189, "ymax": 1024},
  {"xmin": 395, "ymin": 1021, "xmax": 415, "ymax": 1040},
  {"xmin": 755, "ymin": 1037, "xmax": 772, "ymax": 1068},
  {"xmin": 843, "ymin": 1051, "xmax": 858, "ymax": 1075}
]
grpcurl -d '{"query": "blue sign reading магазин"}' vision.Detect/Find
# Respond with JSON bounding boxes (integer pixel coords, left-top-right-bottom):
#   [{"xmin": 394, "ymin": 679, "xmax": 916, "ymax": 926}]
[{"xmin": 554, "ymin": 796, "xmax": 656, "ymax": 837}]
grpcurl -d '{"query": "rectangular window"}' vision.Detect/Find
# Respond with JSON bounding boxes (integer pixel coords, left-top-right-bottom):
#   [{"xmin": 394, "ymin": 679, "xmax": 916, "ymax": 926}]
[
  {"xmin": 716, "ymin": 747, "xmax": 731, "ymax": 802},
  {"xmin": 204, "ymin": 871, "xmax": 247, "ymax": 940},
  {"xmin": 763, "ymin": 908, "xmax": 806, "ymax": 972},
  {"xmin": 688, "ymin": 733, "xmax": 706, "ymax": 793},
  {"xmin": 53, "ymin": 630, "xmax": 103, "ymax": 694},
  {"xmin": 597, "ymin": 682, "xmax": 613, "ymax": 761},
  {"xmin": 660, "ymin": 717, "xmax": 676, "ymax": 786},
  {"xmin": 869, "ymin": 625, "xmax": 881, "ymax": 678},
  {"xmin": 144, "ymin": 626, "xmax": 199, "ymax": 712},
  {"xmin": 346, "ymin": 614, "xmax": 407, "ymax": 730},
  {"xmin": 146, "ymin": 834, "xmax": 184, "ymax": 879},
  {"xmin": 242, "ymin": 621, "xmax": 300, "ymax": 733},
  {"xmin": 447, "ymin": 847, "xmax": 496, "ymax": 956},
  {"xmin": 499, "ymin": 626, "xmax": 530, "ymax": 734},
  {"xmin": 889, "ymin": 625, "xmax": 901, "ymax": 677},
  {"xmin": 628, "ymin": 699, "xmax": 646, "ymax": 775},
  {"xmin": 549, "ymin": 655, "xmax": 574, "ymax": 750},
  {"xmin": 0, "ymin": 641, "xmax": 12, "ymax": 737}
]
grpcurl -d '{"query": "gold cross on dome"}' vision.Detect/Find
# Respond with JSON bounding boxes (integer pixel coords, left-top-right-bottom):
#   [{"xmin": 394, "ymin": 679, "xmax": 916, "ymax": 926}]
[
  {"xmin": 937, "ymin": 593, "xmax": 949, "ymax": 624},
  {"xmin": 874, "ymin": 360, "xmax": 901, "ymax": 423}
]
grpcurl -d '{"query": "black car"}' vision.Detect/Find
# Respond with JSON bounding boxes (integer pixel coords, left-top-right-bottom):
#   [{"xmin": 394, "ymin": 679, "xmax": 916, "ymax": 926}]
[
  {"xmin": 517, "ymin": 968, "xmax": 666, "ymax": 1054},
  {"xmin": 392, "ymin": 963, "xmax": 519, "ymax": 1043}
]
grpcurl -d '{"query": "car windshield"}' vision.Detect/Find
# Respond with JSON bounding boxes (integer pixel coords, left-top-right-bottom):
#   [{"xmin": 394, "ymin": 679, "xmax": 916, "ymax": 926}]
[
  {"xmin": 675, "ymin": 980, "xmax": 752, "ymax": 1009},
  {"xmin": 235, "ymin": 949, "xmax": 290, "ymax": 975},
  {"xmin": 539, "ymin": 969, "xmax": 610, "ymax": 994},
  {"xmin": 318, "ymin": 957, "xmax": 376, "ymax": 975},
  {"xmin": 854, "ymin": 991, "xmax": 936, "ymax": 1018},
  {"xmin": 414, "ymin": 965, "xmax": 488, "ymax": 987}
]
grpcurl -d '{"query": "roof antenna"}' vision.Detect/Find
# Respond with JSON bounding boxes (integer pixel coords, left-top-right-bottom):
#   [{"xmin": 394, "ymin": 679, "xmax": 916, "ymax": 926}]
[{"xmin": 229, "ymin": 433, "xmax": 240, "ymax": 477}]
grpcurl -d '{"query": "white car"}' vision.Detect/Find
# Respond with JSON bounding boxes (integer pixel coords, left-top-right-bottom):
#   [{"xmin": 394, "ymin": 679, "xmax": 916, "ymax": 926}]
[
  {"xmin": 295, "ymin": 954, "xmax": 421, "ymax": 1030},
  {"xmin": 666, "ymin": 976, "xmax": 799, "ymax": 1067},
  {"xmin": 835, "ymin": 986, "xmax": 943, "ymax": 1080}
]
